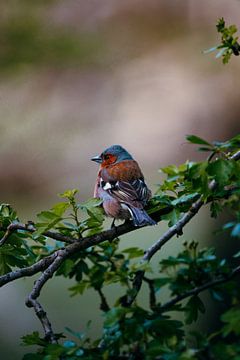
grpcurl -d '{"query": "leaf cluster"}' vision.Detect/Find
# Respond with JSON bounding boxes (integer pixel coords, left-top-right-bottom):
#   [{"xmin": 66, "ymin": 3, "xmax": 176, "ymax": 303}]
[
  {"xmin": 0, "ymin": 134, "xmax": 239, "ymax": 359},
  {"xmin": 205, "ymin": 18, "xmax": 240, "ymax": 63}
]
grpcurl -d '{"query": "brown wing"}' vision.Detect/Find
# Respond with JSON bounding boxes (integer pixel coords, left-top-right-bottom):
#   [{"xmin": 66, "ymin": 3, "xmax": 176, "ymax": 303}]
[{"xmin": 101, "ymin": 178, "xmax": 151, "ymax": 208}]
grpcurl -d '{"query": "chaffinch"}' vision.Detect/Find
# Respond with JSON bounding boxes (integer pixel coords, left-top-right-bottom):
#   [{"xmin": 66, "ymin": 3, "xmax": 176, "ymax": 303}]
[{"xmin": 91, "ymin": 145, "xmax": 156, "ymax": 227}]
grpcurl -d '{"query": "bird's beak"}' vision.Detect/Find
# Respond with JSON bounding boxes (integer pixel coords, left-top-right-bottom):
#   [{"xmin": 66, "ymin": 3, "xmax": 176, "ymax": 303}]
[{"xmin": 91, "ymin": 155, "xmax": 102, "ymax": 163}]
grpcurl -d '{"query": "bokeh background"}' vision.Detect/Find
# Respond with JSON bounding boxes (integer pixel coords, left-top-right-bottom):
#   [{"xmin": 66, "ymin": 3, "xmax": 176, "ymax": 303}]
[{"xmin": 0, "ymin": 1, "xmax": 240, "ymax": 358}]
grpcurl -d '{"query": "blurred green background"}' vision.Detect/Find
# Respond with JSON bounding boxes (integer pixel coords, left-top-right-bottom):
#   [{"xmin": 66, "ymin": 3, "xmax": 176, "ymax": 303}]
[{"xmin": 0, "ymin": 1, "xmax": 240, "ymax": 358}]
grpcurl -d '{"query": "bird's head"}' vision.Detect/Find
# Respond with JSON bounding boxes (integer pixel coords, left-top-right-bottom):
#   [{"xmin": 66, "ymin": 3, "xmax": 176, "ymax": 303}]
[{"xmin": 91, "ymin": 145, "xmax": 133, "ymax": 166}]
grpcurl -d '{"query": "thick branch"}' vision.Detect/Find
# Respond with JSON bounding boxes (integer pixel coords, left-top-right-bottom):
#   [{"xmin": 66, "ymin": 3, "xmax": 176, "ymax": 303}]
[
  {"xmin": 0, "ymin": 149, "xmax": 239, "ymax": 341},
  {"xmin": 0, "ymin": 253, "xmax": 57, "ymax": 287},
  {"xmin": 160, "ymin": 265, "xmax": 240, "ymax": 312},
  {"xmin": 0, "ymin": 221, "xmax": 136, "ymax": 288},
  {"xmin": 1, "ymin": 151, "xmax": 239, "ymax": 297}
]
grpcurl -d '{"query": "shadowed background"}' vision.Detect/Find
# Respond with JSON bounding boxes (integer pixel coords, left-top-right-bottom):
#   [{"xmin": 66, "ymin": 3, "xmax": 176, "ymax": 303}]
[{"xmin": 0, "ymin": 1, "xmax": 240, "ymax": 358}]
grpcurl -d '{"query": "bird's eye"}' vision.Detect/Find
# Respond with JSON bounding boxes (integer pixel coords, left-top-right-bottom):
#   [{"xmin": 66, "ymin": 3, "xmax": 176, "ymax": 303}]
[{"xmin": 104, "ymin": 154, "xmax": 110, "ymax": 160}]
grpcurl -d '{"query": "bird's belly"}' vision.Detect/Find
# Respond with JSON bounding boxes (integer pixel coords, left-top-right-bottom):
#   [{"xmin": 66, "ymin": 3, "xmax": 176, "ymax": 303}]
[{"xmin": 103, "ymin": 199, "xmax": 130, "ymax": 220}]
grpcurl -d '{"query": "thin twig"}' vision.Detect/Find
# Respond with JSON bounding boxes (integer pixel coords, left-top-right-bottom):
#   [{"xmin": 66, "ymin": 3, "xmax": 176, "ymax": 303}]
[
  {"xmin": 0, "ymin": 223, "xmax": 23, "ymax": 246},
  {"xmin": 123, "ymin": 150, "xmax": 240, "ymax": 306},
  {"xmin": 97, "ymin": 288, "xmax": 110, "ymax": 312},
  {"xmin": 0, "ymin": 222, "xmax": 133, "ymax": 288},
  {"xmin": 0, "ymin": 222, "xmax": 75, "ymax": 247},
  {"xmin": 25, "ymin": 249, "xmax": 67, "ymax": 343},
  {"xmin": 0, "ymin": 203, "xmax": 172, "ymax": 248},
  {"xmin": 144, "ymin": 199, "xmax": 204, "ymax": 262},
  {"xmin": 231, "ymin": 149, "xmax": 240, "ymax": 161},
  {"xmin": 143, "ymin": 276, "xmax": 157, "ymax": 310},
  {"xmin": 0, "ymin": 149, "xmax": 239, "ymax": 341},
  {"xmin": 122, "ymin": 198, "xmax": 204, "ymax": 306},
  {"xmin": 160, "ymin": 265, "xmax": 240, "ymax": 312}
]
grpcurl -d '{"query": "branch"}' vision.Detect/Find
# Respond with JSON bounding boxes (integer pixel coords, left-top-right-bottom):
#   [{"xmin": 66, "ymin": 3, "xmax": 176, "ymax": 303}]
[
  {"xmin": 0, "ymin": 253, "xmax": 57, "ymax": 287},
  {"xmin": 0, "ymin": 223, "xmax": 25, "ymax": 246},
  {"xmin": 0, "ymin": 149, "xmax": 239, "ymax": 340},
  {"xmin": 143, "ymin": 149, "xmax": 240, "ymax": 262},
  {"xmin": 0, "ymin": 222, "xmax": 75, "ymax": 247},
  {"xmin": 25, "ymin": 249, "xmax": 68, "ymax": 343},
  {"xmin": 144, "ymin": 198, "xmax": 204, "ymax": 262},
  {"xmin": 143, "ymin": 276, "xmax": 157, "ymax": 310},
  {"xmin": 123, "ymin": 150, "xmax": 240, "ymax": 306},
  {"xmin": 97, "ymin": 288, "xmax": 110, "ymax": 312},
  {"xmin": 121, "ymin": 198, "xmax": 204, "ymax": 306},
  {"xmin": 0, "ymin": 220, "xmax": 136, "ymax": 288},
  {"xmin": 160, "ymin": 265, "xmax": 240, "ymax": 312},
  {"xmin": 231, "ymin": 150, "xmax": 240, "ymax": 161}
]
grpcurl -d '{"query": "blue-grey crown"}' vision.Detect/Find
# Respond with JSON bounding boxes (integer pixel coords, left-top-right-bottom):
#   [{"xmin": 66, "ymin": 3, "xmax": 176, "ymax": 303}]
[{"xmin": 103, "ymin": 145, "xmax": 133, "ymax": 161}]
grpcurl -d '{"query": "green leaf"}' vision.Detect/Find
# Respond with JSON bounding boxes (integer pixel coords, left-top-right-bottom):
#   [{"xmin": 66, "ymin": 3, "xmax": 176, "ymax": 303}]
[
  {"xmin": 59, "ymin": 189, "xmax": 78, "ymax": 199},
  {"xmin": 87, "ymin": 207, "xmax": 104, "ymax": 223},
  {"xmin": 228, "ymin": 134, "xmax": 240, "ymax": 148},
  {"xmin": 216, "ymin": 47, "xmax": 228, "ymax": 59},
  {"xmin": 233, "ymin": 250, "xmax": 240, "ymax": 258},
  {"xmin": 69, "ymin": 281, "xmax": 89, "ymax": 296},
  {"xmin": 0, "ymin": 252, "xmax": 11, "ymax": 275},
  {"xmin": 207, "ymin": 159, "xmax": 234, "ymax": 186},
  {"xmin": 65, "ymin": 327, "xmax": 85, "ymax": 340},
  {"xmin": 51, "ymin": 202, "xmax": 70, "ymax": 216},
  {"xmin": 37, "ymin": 211, "xmax": 59, "ymax": 222},
  {"xmin": 21, "ymin": 331, "xmax": 46, "ymax": 346},
  {"xmin": 153, "ymin": 277, "xmax": 170, "ymax": 291},
  {"xmin": 122, "ymin": 247, "xmax": 144, "ymax": 259},
  {"xmin": 34, "ymin": 210, "xmax": 62, "ymax": 236},
  {"xmin": 216, "ymin": 18, "xmax": 225, "ymax": 32},
  {"xmin": 185, "ymin": 296, "xmax": 205, "ymax": 324},
  {"xmin": 104, "ymin": 307, "xmax": 126, "ymax": 327},
  {"xmin": 231, "ymin": 223, "xmax": 240, "ymax": 238},
  {"xmin": 210, "ymin": 202, "xmax": 223, "ymax": 218},
  {"xmin": 56, "ymin": 259, "xmax": 75, "ymax": 277},
  {"xmin": 80, "ymin": 198, "xmax": 104, "ymax": 226},
  {"xmin": 160, "ymin": 164, "xmax": 179, "ymax": 176},
  {"xmin": 80, "ymin": 198, "xmax": 103, "ymax": 209},
  {"xmin": 210, "ymin": 289, "xmax": 224, "ymax": 302},
  {"xmin": 22, "ymin": 354, "xmax": 44, "ymax": 360},
  {"xmin": 186, "ymin": 135, "xmax": 211, "ymax": 146},
  {"xmin": 203, "ymin": 46, "xmax": 218, "ymax": 54},
  {"xmin": 171, "ymin": 193, "xmax": 199, "ymax": 206},
  {"xmin": 161, "ymin": 208, "xmax": 181, "ymax": 226},
  {"xmin": 63, "ymin": 340, "xmax": 76, "ymax": 348},
  {"xmin": 221, "ymin": 307, "xmax": 240, "ymax": 336},
  {"xmin": 223, "ymin": 222, "xmax": 235, "ymax": 230},
  {"xmin": 75, "ymin": 348, "xmax": 84, "ymax": 356}
]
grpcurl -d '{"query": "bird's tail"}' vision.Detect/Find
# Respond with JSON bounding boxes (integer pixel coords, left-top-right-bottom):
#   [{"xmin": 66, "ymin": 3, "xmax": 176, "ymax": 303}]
[{"xmin": 128, "ymin": 206, "xmax": 157, "ymax": 227}]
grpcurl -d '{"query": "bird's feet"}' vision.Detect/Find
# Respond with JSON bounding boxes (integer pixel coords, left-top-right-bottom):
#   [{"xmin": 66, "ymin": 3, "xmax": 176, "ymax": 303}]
[
  {"xmin": 123, "ymin": 218, "xmax": 133, "ymax": 226},
  {"xmin": 111, "ymin": 219, "xmax": 116, "ymax": 229}
]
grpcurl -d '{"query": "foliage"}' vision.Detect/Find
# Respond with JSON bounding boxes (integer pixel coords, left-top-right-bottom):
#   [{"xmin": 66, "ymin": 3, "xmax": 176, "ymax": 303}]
[
  {"xmin": 0, "ymin": 133, "xmax": 239, "ymax": 359},
  {"xmin": 0, "ymin": 2, "xmax": 105, "ymax": 74},
  {"xmin": 205, "ymin": 18, "xmax": 240, "ymax": 63}
]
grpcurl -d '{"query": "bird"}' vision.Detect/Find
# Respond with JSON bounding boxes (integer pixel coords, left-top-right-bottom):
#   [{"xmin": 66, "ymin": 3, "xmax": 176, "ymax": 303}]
[{"xmin": 91, "ymin": 145, "xmax": 156, "ymax": 227}]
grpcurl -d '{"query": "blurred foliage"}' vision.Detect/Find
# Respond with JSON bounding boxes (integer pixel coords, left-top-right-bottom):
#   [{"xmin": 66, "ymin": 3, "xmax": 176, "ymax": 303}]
[
  {"xmin": 206, "ymin": 18, "xmax": 240, "ymax": 63},
  {"xmin": 0, "ymin": 2, "xmax": 105, "ymax": 74},
  {"xmin": 0, "ymin": 134, "xmax": 239, "ymax": 359}
]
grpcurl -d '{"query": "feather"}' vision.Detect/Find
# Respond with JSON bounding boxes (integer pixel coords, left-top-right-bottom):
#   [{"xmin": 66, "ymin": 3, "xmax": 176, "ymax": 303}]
[{"xmin": 96, "ymin": 158, "xmax": 155, "ymax": 226}]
